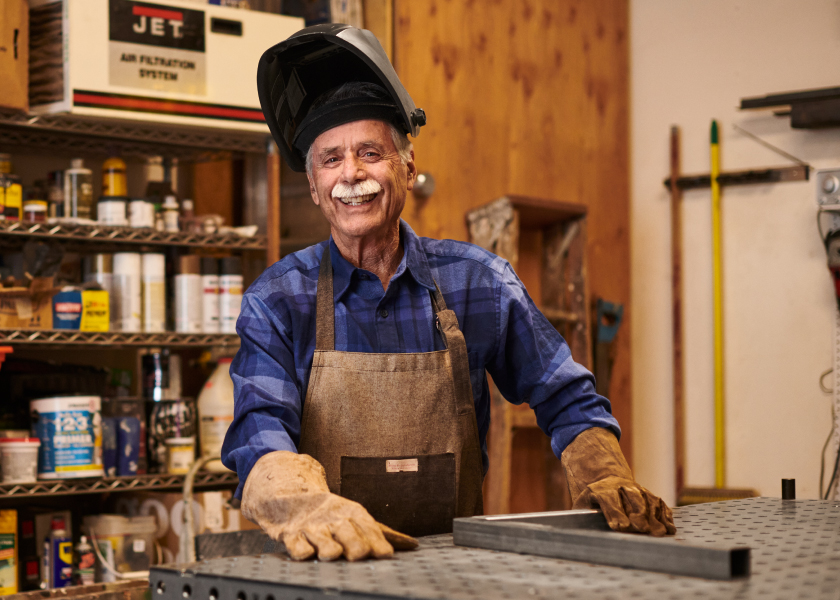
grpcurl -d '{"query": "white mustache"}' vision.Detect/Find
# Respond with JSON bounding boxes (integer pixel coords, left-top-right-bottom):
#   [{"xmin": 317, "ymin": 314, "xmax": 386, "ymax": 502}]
[{"xmin": 331, "ymin": 180, "xmax": 382, "ymax": 199}]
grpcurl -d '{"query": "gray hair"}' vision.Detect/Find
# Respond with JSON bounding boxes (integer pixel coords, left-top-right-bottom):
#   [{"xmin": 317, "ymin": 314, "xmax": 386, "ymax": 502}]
[{"xmin": 305, "ymin": 123, "xmax": 412, "ymax": 177}]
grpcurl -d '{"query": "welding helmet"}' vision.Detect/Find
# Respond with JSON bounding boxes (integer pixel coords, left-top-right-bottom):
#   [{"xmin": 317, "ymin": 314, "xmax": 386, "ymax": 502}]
[{"xmin": 257, "ymin": 24, "xmax": 426, "ymax": 172}]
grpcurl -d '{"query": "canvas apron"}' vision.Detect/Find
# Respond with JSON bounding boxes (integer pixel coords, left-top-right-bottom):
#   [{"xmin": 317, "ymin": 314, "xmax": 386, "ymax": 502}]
[{"xmin": 298, "ymin": 248, "xmax": 484, "ymax": 537}]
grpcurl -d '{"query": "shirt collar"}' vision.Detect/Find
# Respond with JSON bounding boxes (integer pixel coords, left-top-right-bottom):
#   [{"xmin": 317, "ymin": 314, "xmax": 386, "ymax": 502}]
[{"xmin": 328, "ymin": 219, "xmax": 436, "ymax": 299}]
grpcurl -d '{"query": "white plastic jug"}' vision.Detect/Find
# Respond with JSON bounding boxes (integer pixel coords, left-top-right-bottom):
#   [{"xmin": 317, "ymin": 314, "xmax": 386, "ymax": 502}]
[{"xmin": 197, "ymin": 358, "xmax": 234, "ymax": 472}]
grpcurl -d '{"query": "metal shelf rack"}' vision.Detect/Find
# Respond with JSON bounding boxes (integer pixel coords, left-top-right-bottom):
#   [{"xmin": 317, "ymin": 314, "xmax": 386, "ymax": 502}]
[
  {"xmin": 0, "ymin": 219, "xmax": 266, "ymax": 251},
  {"xmin": 0, "ymin": 329, "xmax": 240, "ymax": 347},
  {"xmin": 0, "ymin": 108, "xmax": 269, "ymax": 160},
  {"xmin": 0, "ymin": 471, "xmax": 238, "ymax": 499}
]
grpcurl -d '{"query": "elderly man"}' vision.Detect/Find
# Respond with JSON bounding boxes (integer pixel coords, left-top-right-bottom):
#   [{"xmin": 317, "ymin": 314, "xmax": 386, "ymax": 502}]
[{"xmin": 222, "ymin": 24, "xmax": 674, "ymax": 563}]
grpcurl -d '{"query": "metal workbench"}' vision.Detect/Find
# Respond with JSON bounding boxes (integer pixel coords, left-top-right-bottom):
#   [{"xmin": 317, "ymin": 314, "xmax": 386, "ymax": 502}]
[{"xmin": 150, "ymin": 497, "xmax": 840, "ymax": 600}]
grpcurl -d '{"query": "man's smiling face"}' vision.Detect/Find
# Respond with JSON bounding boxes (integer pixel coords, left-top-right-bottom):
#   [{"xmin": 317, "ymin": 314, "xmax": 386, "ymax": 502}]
[{"xmin": 308, "ymin": 119, "xmax": 416, "ymax": 243}]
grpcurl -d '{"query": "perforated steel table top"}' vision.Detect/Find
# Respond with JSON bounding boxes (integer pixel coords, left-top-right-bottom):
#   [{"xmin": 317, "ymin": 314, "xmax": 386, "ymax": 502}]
[{"xmin": 151, "ymin": 498, "xmax": 840, "ymax": 600}]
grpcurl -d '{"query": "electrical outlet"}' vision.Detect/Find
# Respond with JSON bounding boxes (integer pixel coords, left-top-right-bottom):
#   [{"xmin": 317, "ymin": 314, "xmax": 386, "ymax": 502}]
[{"xmin": 817, "ymin": 169, "xmax": 840, "ymax": 206}]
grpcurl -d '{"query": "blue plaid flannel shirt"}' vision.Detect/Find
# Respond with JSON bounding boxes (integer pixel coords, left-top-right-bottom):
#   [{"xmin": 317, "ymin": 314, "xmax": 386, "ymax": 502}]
[{"xmin": 222, "ymin": 220, "xmax": 620, "ymax": 497}]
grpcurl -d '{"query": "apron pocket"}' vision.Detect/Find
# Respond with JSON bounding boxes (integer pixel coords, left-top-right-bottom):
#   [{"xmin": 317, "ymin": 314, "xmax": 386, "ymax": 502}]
[{"xmin": 340, "ymin": 453, "xmax": 456, "ymax": 537}]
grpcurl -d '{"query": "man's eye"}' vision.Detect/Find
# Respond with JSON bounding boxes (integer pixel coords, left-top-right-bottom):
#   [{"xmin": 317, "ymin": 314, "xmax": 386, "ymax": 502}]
[
  {"xmin": 325, "ymin": 157, "xmax": 339, "ymax": 164},
  {"xmin": 363, "ymin": 151, "xmax": 379, "ymax": 158}
]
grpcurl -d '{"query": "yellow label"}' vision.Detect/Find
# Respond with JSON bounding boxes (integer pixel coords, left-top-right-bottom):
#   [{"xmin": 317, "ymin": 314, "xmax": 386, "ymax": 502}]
[
  {"xmin": 56, "ymin": 463, "xmax": 101, "ymax": 472},
  {"xmin": 80, "ymin": 290, "xmax": 110, "ymax": 332},
  {"xmin": 0, "ymin": 510, "xmax": 17, "ymax": 595},
  {"xmin": 4, "ymin": 184, "xmax": 22, "ymax": 219}
]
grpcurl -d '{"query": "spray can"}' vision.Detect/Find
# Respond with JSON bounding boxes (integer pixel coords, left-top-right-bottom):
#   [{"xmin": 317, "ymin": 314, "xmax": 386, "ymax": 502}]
[
  {"xmin": 63, "ymin": 159, "xmax": 94, "ymax": 220},
  {"xmin": 113, "ymin": 253, "xmax": 142, "ymax": 332},
  {"xmin": 49, "ymin": 518, "xmax": 72, "ymax": 588},
  {"xmin": 175, "ymin": 255, "xmax": 202, "ymax": 333},
  {"xmin": 40, "ymin": 537, "xmax": 49, "ymax": 589},
  {"xmin": 73, "ymin": 536, "xmax": 94, "ymax": 586},
  {"xmin": 84, "ymin": 254, "xmax": 116, "ymax": 331},
  {"xmin": 201, "ymin": 258, "xmax": 219, "ymax": 333},
  {"xmin": 141, "ymin": 253, "xmax": 166, "ymax": 332},
  {"xmin": 219, "ymin": 257, "xmax": 243, "ymax": 334}
]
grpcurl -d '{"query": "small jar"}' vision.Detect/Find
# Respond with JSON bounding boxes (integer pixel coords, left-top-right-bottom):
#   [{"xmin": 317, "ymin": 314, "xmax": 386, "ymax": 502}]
[
  {"xmin": 23, "ymin": 200, "xmax": 47, "ymax": 223},
  {"xmin": 97, "ymin": 196, "xmax": 128, "ymax": 226},
  {"xmin": 165, "ymin": 437, "xmax": 195, "ymax": 474}
]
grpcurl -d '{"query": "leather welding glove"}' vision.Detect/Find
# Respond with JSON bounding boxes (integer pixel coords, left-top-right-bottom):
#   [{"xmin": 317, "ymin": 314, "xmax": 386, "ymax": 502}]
[
  {"xmin": 241, "ymin": 451, "xmax": 418, "ymax": 561},
  {"xmin": 561, "ymin": 427, "xmax": 676, "ymax": 537}
]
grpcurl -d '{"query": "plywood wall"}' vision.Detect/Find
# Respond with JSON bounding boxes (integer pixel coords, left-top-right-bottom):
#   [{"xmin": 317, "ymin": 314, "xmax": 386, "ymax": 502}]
[{"xmin": 394, "ymin": 0, "xmax": 632, "ymax": 465}]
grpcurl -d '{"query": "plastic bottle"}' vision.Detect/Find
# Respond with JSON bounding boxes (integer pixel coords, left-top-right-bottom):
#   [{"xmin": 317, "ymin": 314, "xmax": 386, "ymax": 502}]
[
  {"xmin": 201, "ymin": 258, "xmax": 220, "ymax": 333},
  {"xmin": 102, "ymin": 155, "xmax": 127, "ymax": 197},
  {"xmin": 197, "ymin": 358, "xmax": 234, "ymax": 471},
  {"xmin": 47, "ymin": 170, "xmax": 64, "ymax": 218},
  {"xmin": 219, "ymin": 257, "xmax": 243, "ymax": 334},
  {"xmin": 162, "ymin": 195, "xmax": 180, "ymax": 232},
  {"xmin": 0, "ymin": 153, "xmax": 22, "ymax": 221},
  {"xmin": 63, "ymin": 159, "xmax": 94, "ymax": 220},
  {"xmin": 73, "ymin": 536, "xmax": 94, "ymax": 585}
]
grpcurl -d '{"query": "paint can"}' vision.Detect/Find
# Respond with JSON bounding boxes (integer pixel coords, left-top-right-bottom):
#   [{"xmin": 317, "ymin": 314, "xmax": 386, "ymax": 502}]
[
  {"xmin": 112, "ymin": 253, "xmax": 141, "ymax": 332},
  {"xmin": 31, "ymin": 396, "xmax": 103, "ymax": 479},
  {"xmin": 0, "ymin": 437, "xmax": 41, "ymax": 483},
  {"xmin": 141, "ymin": 253, "xmax": 166, "ymax": 332}
]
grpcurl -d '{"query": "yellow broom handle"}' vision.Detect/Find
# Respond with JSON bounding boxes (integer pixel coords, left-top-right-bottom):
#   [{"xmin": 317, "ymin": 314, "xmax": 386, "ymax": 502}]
[{"xmin": 711, "ymin": 120, "xmax": 725, "ymax": 488}]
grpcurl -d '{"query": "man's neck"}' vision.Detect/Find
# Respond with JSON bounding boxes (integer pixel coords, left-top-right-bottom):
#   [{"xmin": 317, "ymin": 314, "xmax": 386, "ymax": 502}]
[{"xmin": 332, "ymin": 223, "xmax": 403, "ymax": 290}]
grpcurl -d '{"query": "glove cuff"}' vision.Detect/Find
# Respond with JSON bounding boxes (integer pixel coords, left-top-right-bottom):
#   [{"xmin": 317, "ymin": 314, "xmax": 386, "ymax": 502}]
[{"xmin": 561, "ymin": 427, "xmax": 633, "ymax": 505}]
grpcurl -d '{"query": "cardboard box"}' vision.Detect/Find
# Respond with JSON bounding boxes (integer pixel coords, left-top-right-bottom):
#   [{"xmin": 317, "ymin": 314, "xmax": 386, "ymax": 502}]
[
  {"xmin": 0, "ymin": 0, "xmax": 29, "ymax": 112},
  {"xmin": 116, "ymin": 490, "xmax": 258, "ymax": 564},
  {"xmin": 0, "ymin": 277, "xmax": 58, "ymax": 329},
  {"xmin": 29, "ymin": 0, "xmax": 303, "ymax": 131}
]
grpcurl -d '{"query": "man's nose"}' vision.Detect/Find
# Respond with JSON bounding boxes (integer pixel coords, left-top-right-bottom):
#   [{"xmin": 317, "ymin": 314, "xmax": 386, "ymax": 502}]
[{"xmin": 340, "ymin": 153, "xmax": 365, "ymax": 182}]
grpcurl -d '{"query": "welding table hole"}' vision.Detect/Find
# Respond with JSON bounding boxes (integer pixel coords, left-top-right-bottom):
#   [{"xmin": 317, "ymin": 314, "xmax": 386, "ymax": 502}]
[
  {"xmin": 209, "ymin": 589, "xmax": 219, "ymax": 600},
  {"xmin": 182, "ymin": 584, "xmax": 192, "ymax": 598},
  {"xmin": 157, "ymin": 581, "xmax": 166, "ymax": 594},
  {"xmin": 236, "ymin": 593, "xmax": 247, "ymax": 600}
]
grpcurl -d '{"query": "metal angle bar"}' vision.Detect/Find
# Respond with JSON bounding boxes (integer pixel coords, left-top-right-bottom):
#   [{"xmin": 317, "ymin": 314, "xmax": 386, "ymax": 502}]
[
  {"xmin": 453, "ymin": 512, "xmax": 750, "ymax": 580},
  {"xmin": 662, "ymin": 165, "xmax": 809, "ymax": 190}
]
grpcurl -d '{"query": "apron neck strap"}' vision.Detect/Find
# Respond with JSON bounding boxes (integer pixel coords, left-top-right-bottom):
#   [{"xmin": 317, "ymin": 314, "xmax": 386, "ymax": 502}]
[
  {"xmin": 315, "ymin": 245, "xmax": 451, "ymax": 351},
  {"xmin": 316, "ymin": 246, "xmax": 335, "ymax": 351}
]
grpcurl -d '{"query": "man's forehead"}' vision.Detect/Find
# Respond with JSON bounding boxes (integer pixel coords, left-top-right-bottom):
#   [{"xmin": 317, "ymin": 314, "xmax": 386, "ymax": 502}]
[{"xmin": 312, "ymin": 119, "xmax": 394, "ymax": 154}]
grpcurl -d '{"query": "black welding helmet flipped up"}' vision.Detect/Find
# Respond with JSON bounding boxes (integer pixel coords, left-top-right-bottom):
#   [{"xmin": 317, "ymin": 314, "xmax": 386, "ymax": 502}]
[{"xmin": 257, "ymin": 24, "xmax": 426, "ymax": 172}]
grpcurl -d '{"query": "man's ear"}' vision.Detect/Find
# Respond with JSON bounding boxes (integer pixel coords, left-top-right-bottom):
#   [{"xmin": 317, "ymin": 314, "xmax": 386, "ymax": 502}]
[
  {"xmin": 405, "ymin": 147, "xmax": 417, "ymax": 192},
  {"xmin": 308, "ymin": 174, "xmax": 320, "ymax": 206}
]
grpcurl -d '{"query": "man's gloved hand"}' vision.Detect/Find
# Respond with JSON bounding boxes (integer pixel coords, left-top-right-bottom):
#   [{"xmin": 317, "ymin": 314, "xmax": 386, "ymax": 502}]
[
  {"xmin": 241, "ymin": 451, "xmax": 418, "ymax": 561},
  {"xmin": 561, "ymin": 427, "xmax": 676, "ymax": 537}
]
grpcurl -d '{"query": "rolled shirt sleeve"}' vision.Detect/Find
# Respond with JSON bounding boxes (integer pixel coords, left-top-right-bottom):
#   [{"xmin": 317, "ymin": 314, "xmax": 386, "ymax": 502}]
[
  {"xmin": 487, "ymin": 263, "xmax": 620, "ymax": 459},
  {"xmin": 221, "ymin": 290, "xmax": 302, "ymax": 498}
]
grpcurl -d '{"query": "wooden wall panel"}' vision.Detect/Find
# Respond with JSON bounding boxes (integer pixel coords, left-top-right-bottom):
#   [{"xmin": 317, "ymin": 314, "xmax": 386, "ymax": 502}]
[{"xmin": 394, "ymin": 0, "xmax": 632, "ymax": 462}]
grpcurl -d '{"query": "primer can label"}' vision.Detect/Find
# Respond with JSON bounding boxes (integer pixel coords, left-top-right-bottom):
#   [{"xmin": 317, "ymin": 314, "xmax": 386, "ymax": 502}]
[{"xmin": 32, "ymin": 397, "xmax": 103, "ymax": 479}]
